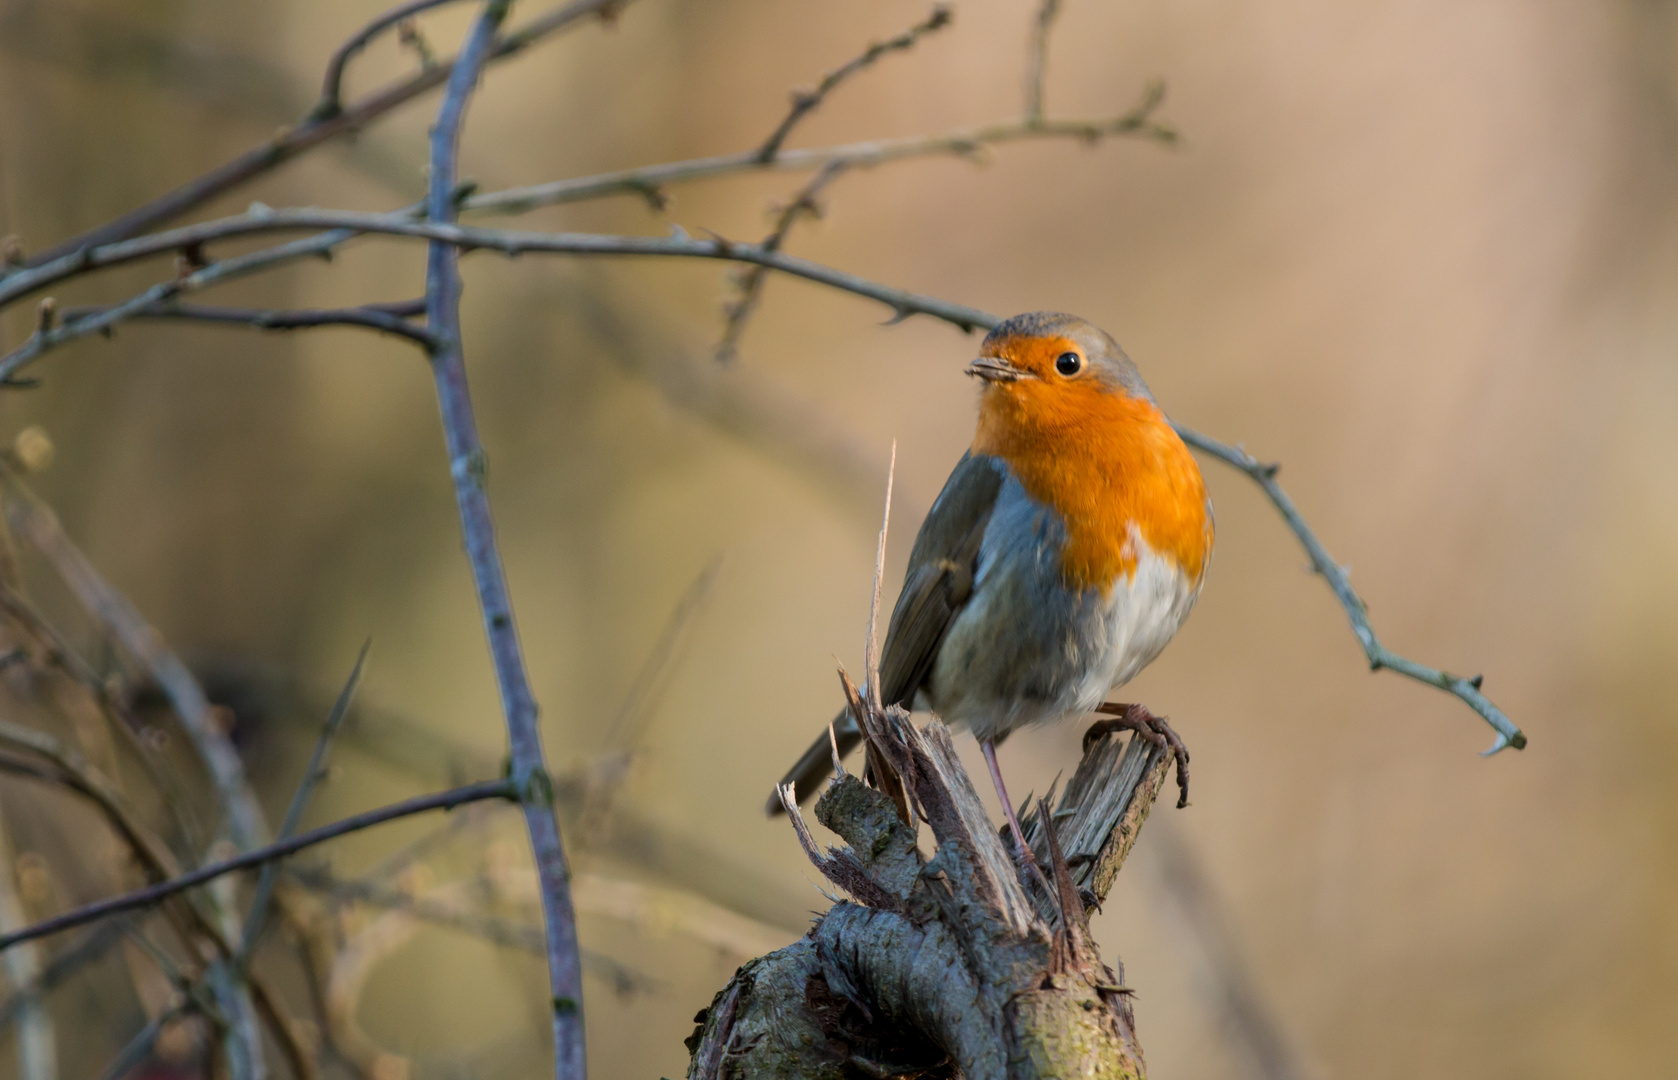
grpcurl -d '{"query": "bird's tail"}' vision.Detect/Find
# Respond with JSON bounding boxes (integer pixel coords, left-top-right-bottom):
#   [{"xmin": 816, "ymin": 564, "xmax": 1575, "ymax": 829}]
[{"xmin": 764, "ymin": 706, "xmax": 861, "ymax": 816}]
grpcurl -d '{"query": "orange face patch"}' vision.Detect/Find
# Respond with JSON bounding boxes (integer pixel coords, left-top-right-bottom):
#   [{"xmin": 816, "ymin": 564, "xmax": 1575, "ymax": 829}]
[
  {"xmin": 979, "ymin": 334, "xmax": 1084, "ymax": 380},
  {"xmin": 971, "ymin": 343, "xmax": 1212, "ymax": 593}
]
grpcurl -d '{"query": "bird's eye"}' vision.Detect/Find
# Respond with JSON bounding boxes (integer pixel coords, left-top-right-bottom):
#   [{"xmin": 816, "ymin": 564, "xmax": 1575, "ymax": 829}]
[{"xmin": 1055, "ymin": 351, "xmax": 1083, "ymax": 376}]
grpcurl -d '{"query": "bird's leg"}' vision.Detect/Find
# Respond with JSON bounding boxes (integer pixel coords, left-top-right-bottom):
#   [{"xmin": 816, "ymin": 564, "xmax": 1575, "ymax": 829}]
[
  {"xmin": 980, "ymin": 738, "xmax": 1052, "ymax": 893},
  {"xmin": 1085, "ymin": 702, "xmax": 1192, "ymax": 809}
]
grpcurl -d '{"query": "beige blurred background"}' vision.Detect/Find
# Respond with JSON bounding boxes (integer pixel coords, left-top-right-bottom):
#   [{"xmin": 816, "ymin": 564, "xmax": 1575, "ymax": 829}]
[{"xmin": 3, "ymin": 0, "xmax": 1677, "ymax": 1077}]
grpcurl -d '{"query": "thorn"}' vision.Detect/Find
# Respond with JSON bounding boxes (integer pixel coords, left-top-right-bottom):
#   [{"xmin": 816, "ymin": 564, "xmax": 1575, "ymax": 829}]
[
  {"xmin": 632, "ymin": 182, "xmax": 668, "ymax": 212},
  {"xmin": 1469, "ymin": 674, "xmax": 1484, "ymax": 690},
  {"xmin": 0, "ymin": 235, "xmax": 23, "ymax": 267},
  {"xmin": 35, "ymin": 297, "xmax": 55, "ymax": 335}
]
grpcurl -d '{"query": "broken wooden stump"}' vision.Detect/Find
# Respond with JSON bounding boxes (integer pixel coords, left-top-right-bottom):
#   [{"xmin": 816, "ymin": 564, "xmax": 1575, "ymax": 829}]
[{"xmin": 686, "ymin": 691, "xmax": 1173, "ymax": 1080}]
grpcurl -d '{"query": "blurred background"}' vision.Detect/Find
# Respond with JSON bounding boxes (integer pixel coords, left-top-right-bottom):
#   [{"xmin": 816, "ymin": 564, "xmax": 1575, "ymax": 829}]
[{"xmin": 2, "ymin": 0, "xmax": 1676, "ymax": 1077}]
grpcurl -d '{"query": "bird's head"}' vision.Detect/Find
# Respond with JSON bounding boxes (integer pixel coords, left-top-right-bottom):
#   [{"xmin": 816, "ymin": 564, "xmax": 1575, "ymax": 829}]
[{"xmin": 967, "ymin": 312, "xmax": 1154, "ymax": 428}]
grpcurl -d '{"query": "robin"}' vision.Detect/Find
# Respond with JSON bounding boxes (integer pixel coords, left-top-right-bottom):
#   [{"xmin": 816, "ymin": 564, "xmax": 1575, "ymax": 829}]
[{"xmin": 768, "ymin": 312, "xmax": 1212, "ymax": 863}]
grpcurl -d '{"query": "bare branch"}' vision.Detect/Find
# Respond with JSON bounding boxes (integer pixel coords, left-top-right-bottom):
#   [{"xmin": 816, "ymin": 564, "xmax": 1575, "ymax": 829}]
[
  {"xmin": 58, "ymin": 300, "xmax": 438, "ymax": 351},
  {"xmin": 604, "ymin": 556, "xmax": 722, "ymax": 747},
  {"xmin": 0, "ymin": 204, "xmax": 1525, "ymax": 757},
  {"xmin": 286, "ymin": 867, "xmax": 659, "ymax": 996},
  {"xmin": 237, "ymin": 643, "xmax": 370, "ymax": 960},
  {"xmin": 421, "ymin": 2, "xmax": 587, "ymax": 1075},
  {"xmin": 0, "ymin": 722, "xmax": 317, "ymax": 1080},
  {"xmin": 0, "ymin": 779, "xmax": 514, "ymax": 953},
  {"xmin": 94, "ymin": 1005, "xmax": 189, "ymax": 1080},
  {"xmin": 14, "ymin": 0, "xmax": 636, "ymax": 267},
  {"xmin": 1024, "ymin": 0, "xmax": 1065, "ymax": 124},
  {"xmin": 715, "ymin": 161, "xmax": 846, "ymax": 363},
  {"xmin": 2, "ymin": 484, "xmax": 272, "ymax": 847},
  {"xmin": 311, "ymin": 0, "xmax": 476, "ymax": 121},
  {"xmin": 465, "ymin": 99, "xmax": 1176, "ymax": 218},
  {"xmin": 0, "ymin": 82, "xmax": 1174, "ymax": 365},
  {"xmin": 1172, "ymin": 426, "xmax": 1527, "ymax": 754},
  {"xmin": 0, "ymin": 805, "xmax": 55, "ymax": 1080},
  {"xmin": 0, "ymin": 211, "xmax": 995, "ymax": 379},
  {"xmin": 755, "ymin": 6, "xmax": 952, "ymax": 163},
  {"xmin": 0, "ymin": 923, "xmax": 126, "ymax": 1031}
]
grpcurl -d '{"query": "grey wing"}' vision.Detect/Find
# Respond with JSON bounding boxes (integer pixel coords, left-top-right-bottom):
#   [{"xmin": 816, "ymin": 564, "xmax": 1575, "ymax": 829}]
[{"xmin": 878, "ymin": 452, "xmax": 1006, "ymax": 707}]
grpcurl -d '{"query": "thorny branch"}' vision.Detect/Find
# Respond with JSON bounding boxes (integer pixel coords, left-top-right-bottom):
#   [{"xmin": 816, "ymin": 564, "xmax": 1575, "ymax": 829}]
[
  {"xmin": 421, "ymin": 2, "xmax": 588, "ymax": 1077},
  {"xmin": 464, "ymin": 100, "xmax": 1176, "ymax": 216},
  {"xmin": 715, "ymin": 162, "xmax": 848, "ymax": 362},
  {"xmin": 1024, "ymin": 0, "xmax": 1064, "ymax": 123},
  {"xmin": 311, "ymin": 0, "xmax": 476, "ymax": 120},
  {"xmin": 58, "ymin": 299, "xmax": 438, "ymax": 351},
  {"xmin": 0, "ymin": 778, "xmax": 515, "ymax": 952},
  {"xmin": 0, "ymin": 192, "xmax": 1536, "ymax": 753},
  {"xmin": 16, "ymin": 0, "xmax": 636, "ymax": 267},
  {"xmin": 1174, "ymin": 429, "xmax": 1526, "ymax": 754},
  {"xmin": 755, "ymin": 6, "xmax": 952, "ymax": 163}
]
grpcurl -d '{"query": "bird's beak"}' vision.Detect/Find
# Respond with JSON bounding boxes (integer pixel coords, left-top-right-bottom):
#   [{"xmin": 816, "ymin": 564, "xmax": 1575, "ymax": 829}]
[{"xmin": 966, "ymin": 355, "xmax": 1030, "ymax": 383}]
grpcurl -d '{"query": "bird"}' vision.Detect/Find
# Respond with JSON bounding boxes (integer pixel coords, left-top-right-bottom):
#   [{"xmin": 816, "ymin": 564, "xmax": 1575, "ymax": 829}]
[{"xmin": 767, "ymin": 313, "xmax": 1213, "ymax": 861}]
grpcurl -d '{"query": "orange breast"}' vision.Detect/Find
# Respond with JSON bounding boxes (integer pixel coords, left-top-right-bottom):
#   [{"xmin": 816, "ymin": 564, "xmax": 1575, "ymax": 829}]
[{"xmin": 971, "ymin": 377, "xmax": 1212, "ymax": 594}]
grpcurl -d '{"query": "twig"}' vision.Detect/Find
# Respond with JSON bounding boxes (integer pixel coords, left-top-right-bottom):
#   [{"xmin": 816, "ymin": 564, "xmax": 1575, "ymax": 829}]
[
  {"xmin": 286, "ymin": 867, "xmax": 659, "ymax": 995},
  {"xmin": 421, "ymin": 3, "xmax": 587, "ymax": 1077},
  {"xmin": 1024, "ymin": 0, "xmax": 1064, "ymax": 124},
  {"xmin": 464, "ymin": 101, "xmax": 1177, "ymax": 216},
  {"xmin": 0, "ymin": 923, "xmax": 126, "ymax": 1030},
  {"xmin": 0, "ymin": 211, "xmax": 996, "ymax": 379},
  {"xmin": 0, "ymin": 805, "xmax": 55, "ymax": 1080},
  {"xmin": 16, "ymin": 0, "xmax": 637, "ymax": 267},
  {"xmin": 0, "ymin": 208, "xmax": 1524, "ymax": 754},
  {"xmin": 0, "ymin": 729, "xmax": 318, "ymax": 1080},
  {"xmin": 568, "ymin": 873, "xmax": 794, "ymax": 960},
  {"xmin": 311, "ymin": 0, "xmax": 476, "ymax": 120},
  {"xmin": 0, "ymin": 779, "xmax": 514, "ymax": 952},
  {"xmin": 1172, "ymin": 426, "xmax": 1526, "ymax": 754},
  {"xmin": 714, "ymin": 161, "xmax": 846, "ymax": 363},
  {"xmin": 2, "ymin": 485, "xmax": 272, "ymax": 846},
  {"xmin": 237, "ymin": 642, "xmax": 370, "ymax": 960},
  {"xmin": 604, "ymin": 556, "xmax": 722, "ymax": 747},
  {"xmin": 290, "ymin": 866, "xmax": 545, "ymax": 952},
  {"xmin": 755, "ymin": 6, "xmax": 952, "ymax": 163},
  {"xmin": 57, "ymin": 300, "xmax": 438, "ymax": 351},
  {"xmin": 0, "ymin": 579, "xmax": 203, "ymax": 852},
  {"xmin": 0, "ymin": 87, "xmax": 1174, "ymax": 361},
  {"xmin": 94, "ymin": 1005, "xmax": 189, "ymax": 1080}
]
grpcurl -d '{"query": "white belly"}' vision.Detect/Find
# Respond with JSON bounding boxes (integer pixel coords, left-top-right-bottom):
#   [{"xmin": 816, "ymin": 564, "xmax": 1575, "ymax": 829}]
[{"xmin": 926, "ymin": 521, "xmax": 1203, "ymax": 742}]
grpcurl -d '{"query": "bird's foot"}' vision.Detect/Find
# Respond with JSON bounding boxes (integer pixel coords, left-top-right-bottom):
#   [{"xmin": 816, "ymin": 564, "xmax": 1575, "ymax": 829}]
[{"xmin": 1085, "ymin": 703, "xmax": 1191, "ymax": 809}]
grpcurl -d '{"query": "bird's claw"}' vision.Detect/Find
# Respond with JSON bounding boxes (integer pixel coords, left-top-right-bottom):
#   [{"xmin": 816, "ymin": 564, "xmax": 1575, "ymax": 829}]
[{"xmin": 1085, "ymin": 703, "xmax": 1191, "ymax": 809}]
